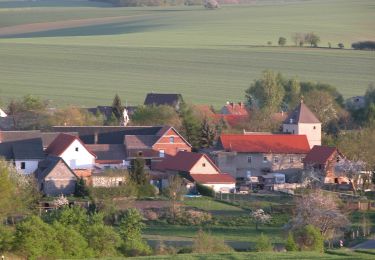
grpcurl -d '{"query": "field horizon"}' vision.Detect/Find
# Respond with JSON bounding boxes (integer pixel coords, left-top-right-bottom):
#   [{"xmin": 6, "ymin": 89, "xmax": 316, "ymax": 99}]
[{"xmin": 0, "ymin": 0, "xmax": 374, "ymax": 107}]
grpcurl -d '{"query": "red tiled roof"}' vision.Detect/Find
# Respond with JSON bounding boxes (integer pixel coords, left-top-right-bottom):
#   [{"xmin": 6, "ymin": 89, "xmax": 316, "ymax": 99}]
[
  {"xmin": 190, "ymin": 174, "xmax": 235, "ymax": 184},
  {"xmin": 304, "ymin": 145, "xmax": 337, "ymax": 165},
  {"xmin": 154, "ymin": 151, "xmax": 220, "ymax": 172},
  {"xmin": 219, "ymin": 134, "xmax": 310, "ymax": 154},
  {"xmin": 46, "ymin": 133, "xmax": 96, "ymax": 158}
]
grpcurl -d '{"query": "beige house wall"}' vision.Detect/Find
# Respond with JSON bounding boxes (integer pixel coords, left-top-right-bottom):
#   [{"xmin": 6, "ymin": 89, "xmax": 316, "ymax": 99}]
[
  {"xmin": 283, "ymin": 123, "xmax": 321, "ymax": 148},
  {"xmin": 214, "ymin": 152, "xmax": 305, "ymax": 179},
  {"xmin": 190, "ymin": 156, "xmax": 219, "ymax": 174}
]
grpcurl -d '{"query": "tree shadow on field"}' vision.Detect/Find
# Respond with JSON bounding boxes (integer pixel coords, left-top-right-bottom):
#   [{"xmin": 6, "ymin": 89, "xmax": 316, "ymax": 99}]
[{"xmin": 0, "ymin": 21, "xmax": 165, "ymax": 38}]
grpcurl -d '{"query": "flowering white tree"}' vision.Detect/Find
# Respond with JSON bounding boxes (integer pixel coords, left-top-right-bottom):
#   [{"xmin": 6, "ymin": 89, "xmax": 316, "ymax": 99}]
[
  {"xmin": 53, "ymin": 194, "xmax": 69, "ymax": 208},
  {"xmin": 289, "ymin": 190, "xmax": 349, "ymax": 239},
  {"xmin": 250, "ymin": 209, "xmax": 271, "ymax": 230}
]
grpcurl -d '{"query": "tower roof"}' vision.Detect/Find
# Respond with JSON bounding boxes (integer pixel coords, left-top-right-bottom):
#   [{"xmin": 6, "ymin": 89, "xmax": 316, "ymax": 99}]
[{"xmin": 284, "ymin": 101, "xmax": 320, "ymax": 124}]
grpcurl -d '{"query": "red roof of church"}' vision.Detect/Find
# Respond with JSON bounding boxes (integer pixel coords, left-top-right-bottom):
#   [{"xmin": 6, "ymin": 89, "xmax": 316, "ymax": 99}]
[
  {"xmin": 219, "ymin": 134, "xmax": 310, "ymax": 154},
  {"xmin": 190, "ymin": 174, "xmax": 235, "ymax": 184},
  {"xmin": 304, "ymin": 145, "xmax": 338, "ymax": 165}
]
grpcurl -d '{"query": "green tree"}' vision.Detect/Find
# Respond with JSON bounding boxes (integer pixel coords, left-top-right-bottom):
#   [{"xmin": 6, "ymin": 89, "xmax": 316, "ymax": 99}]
[
  {"xmin": 14, "ymin": 216, "xmax": 63, "ymax": 259},
  {"xmin": 0, "ymin": 160, "xmax": 39, "ymax": 222},
  {"xmin": 305, "ymin": 32, "xmax": 320, "ymax": 47},
  {"xmin": 246, "ymin": 70, "xmax": 285, "ymax": 113},
  {"xmin": 338, "ymin": 43, "xmax": 344, "ymax": 49},
  {"xmin": 131, "ymin": 105, "xmax": 181, "ymax": 127},
  {"xmin": 285, "ymin": 232, "xmax": 298, "ymax": 251},
  {"xmin": 119, "ymin": 208, "xmax": 151, "ymax": 256},
  {"xmin": 52, "ymin": 221, "xmax": 94, "ymax": 258},
  {"xmin": 255, "ymin": 233, "xmax": 273, "ymax": 252},
  {"xmin": 192, "ymin": 229, "xmax": 232, "ymax": 253},
  {"xmin": 130, "ymin": 158, "xmax": 149, "ymax": 185},
  {"xmin": 200, "ymin": 117, "xmax": 216, "ymax": 148},
  {"xmin": 179, "ymin": 102, "xmax": 202, "ymax": 150},
  {"xmin": 74, "ymin": 177, "xmax": 91, "ymax": 198},
  {"xmin": 0, "ymin": 225, "xmax": 14, "ymax": 252},
  {"xmin": 112, "ymin": 94, "xmax": 124, "ymax": 121},
  {"xmin": 278, "ymin": 37, "xmax": 287, "ymax": 46},
  {"xmin": 86, "ymin": 222, "xmax": 121, "ymax": 257},
  {"xmin": 294, "ymin": 225, "xmax": 324, "ymax": 252},
  {"xmin": 283, "ymin": 78, "xmax": 301, "ymax": 109}
]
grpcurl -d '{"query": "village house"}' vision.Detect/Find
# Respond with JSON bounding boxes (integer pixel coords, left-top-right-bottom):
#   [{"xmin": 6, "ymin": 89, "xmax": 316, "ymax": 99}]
[
  {"xmin": 213, "ymin": 133, "xmax": 310, "ymax": 180},
  {"xmin": 45, "ymin": 133, "xmax": 96, "ymax": 170},
  {"xmin": 86, "ymin": 144, "xmax": 127, "ymax": 169},
  {"xmin": 282, "ymin": 100, "xmax": 321, "ymax": 148},
  {"xmin": 52, "ymin": 125, "xmax": 191, "ymax": 168},
  {"xmin": 91, "ymin": 170, "xmax": 127, "ymax": 188},
  {"xmin": 0, "ymin": 138, "xmax": 45, "ymax": 174},
  {"xmin": 154, "ymin": 151, "xmax": 236, "ymax": 193},
  {"xmin": 304, "ymin": 145, "xmax": 349, "ymax": 184},
  {"xmin": 35, "ymin": 156, "xmax": 78, "ymax": 196},
  {"xmin": 144, "ymin": 93, "xmax": 183, "ymax": 110}
]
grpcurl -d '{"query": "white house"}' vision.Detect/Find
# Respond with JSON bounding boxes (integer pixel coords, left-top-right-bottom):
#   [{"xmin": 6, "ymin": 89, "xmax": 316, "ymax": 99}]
[
  {"xmin": 46, "ymin": 133, "xmax": 96, "ymax": 169},
  {"xmin": 282, "ymin": 100, "xmax": 321, "ymax": 148},
  {"xmin": 0, "ymin": 138, "xmax": 45, "ymax": 174},
  {"xmin": 0, "ymin": 108, "xmax": 7, "ymax": 118}
]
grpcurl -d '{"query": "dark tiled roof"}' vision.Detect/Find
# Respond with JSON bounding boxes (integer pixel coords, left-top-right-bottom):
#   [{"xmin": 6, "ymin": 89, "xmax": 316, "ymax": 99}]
[
  {"xmin": 144, "ymin": 93, "xmax": 183, "ymax": 107},
  {"xmin": 304, "ymin": 145, "xmax": 337, "ymax": 165},
  {"xmin": 0, "ymin": 138, "xmax": 45, "ymax": 160},
  {"xmin": 87, "ymin": 106, "xmax": 114, "ymax": 119},
  {"xmin": 124, "ymin": 135, "xmax": 159, "ymax": 149},
  {"xmin": 86, "ymin": 144, "xmax": 126, "ymax": 160},
  {"xmin": 0, "ymin": 117, "xmax": 15, "ymax": 130},
  {"xmin": 51, "ymin": 126, "xmax": 165, "ymax": 144},
  {"xmin": 284, "ymin": 101, "xmax": 320, "ymax": 124}
]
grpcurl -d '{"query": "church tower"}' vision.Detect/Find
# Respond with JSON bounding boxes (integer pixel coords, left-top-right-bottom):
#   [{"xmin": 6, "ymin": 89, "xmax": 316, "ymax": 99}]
[{"xmin": 282, "ymin": 100, "xmax": 321, "ymax": 148}]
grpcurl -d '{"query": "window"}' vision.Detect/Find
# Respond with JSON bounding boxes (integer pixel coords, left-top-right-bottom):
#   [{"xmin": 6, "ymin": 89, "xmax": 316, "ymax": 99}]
[
  {"xmin": 247, "ymin": 156, "xmax": 252, "ymax": 164},
  {"xmin": 263, "ymin": 156, "xmax": 268, "ymax": 163},
  {"xmin": 274, "ymin": 156, "xmax": 279, "ymax": 163},
  {"xmin": 313, "ymin": 126, "xmax": 316, "ymax": 130},
  {"xmin": 159, "ymin": 150, "xmax": 165, "ymax": 158},
  {"xmin": 21, "ymin": 162, "xmax": 26, "ymax": 169},
  {"xmin": 169, "ymin": 136, "xmax": 174, "ymax": 143},
  {"xmin": 300, "ymin": 156, "xmax": 305, "ymax": 163},
  {"xmin": 292, "ymin": 130, "xmax": 295, "ymax": 134},
  {"xmin": 118, "ymin": 181, "xmax": 123, "ymax": 186},
  {"xmin": 336, "ymin": 156, "xmax": 340, "ymax": 163},
  {"xmin": 202, "ymin": 163, "xmax": 206, "ymax": 167},
  {"xmin": 75, "ymin": 147, "xmax": 79, "ymax": 152},
  {"xmin": 137, "ymin": 151, "xmax": 143, "ymax": 156},
  {"xmin": 290, "ymin": 156, "xmax": 294, "ymax": 163}
]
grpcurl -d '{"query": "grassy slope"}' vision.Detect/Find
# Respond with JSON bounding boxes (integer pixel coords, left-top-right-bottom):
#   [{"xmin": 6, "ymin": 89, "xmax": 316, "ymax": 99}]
[{"xmin": 0, "ymin": 0, "xmax": 374, "ymax": 107}]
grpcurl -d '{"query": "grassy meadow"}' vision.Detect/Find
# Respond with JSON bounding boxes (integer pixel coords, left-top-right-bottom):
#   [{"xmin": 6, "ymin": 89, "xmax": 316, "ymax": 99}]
[{"xmin": 0, "ymin": 0, "xmax": 374, "ymax": 107}]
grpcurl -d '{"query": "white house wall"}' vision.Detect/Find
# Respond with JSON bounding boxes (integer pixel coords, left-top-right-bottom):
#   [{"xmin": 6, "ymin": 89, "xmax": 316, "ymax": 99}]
[
  {"xmin": 203, "ymin": 183, "xmax": 235, "ymax": 193},
  {"xmin": 15, "ymin": 160, "xmax": 40, "ymax": 174},
  {"xmin": 60, "ymin": 139, "xmax": 95, "ymax": 169}
]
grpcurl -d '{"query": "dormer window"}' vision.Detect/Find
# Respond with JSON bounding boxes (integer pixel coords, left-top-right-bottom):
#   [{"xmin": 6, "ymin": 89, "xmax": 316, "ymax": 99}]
[
  {"xmin": 169, "ymin": 136, "xmax": 174, "ymax": 143},
  {"xmin": 75, "ymin": 147, "xmax": 79, "ymax": 152}
]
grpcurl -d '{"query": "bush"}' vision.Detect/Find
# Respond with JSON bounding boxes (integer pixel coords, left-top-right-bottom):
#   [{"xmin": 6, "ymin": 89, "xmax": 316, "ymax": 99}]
[
  {"xmin": 192, "ymin": 229, "xmax": 233, "ymax": 253},
  {"xmin": 278, "ymin": 37, "xmax": 287, "ymax": 46},
  {"xmin": 0, "ymin": 225, "xmax": 14, "ymax": 252},
  {"xmin": 285, "ymin": 232, "xmax": 298, "ymax": 251},
  {"xmin": 255, "ymin": 233, "xmax": 273, "ymax": 252},
  {"xmin": 137, "ymin": 183, "xmax": 157, "ymax": 198},
  {"xmin": 165, "ymin": 207, "xmax": 213, "ymax": 225},
  {"xmin": 352, "ymin": 41, "xmax": 375, "ymax": 50},
  {"xmin": 196, "ymin": 183, "xmax": 215, "ymax": 197},
  {"xmin": 294, "ymin": 225, "xmax": 324, "ymax": 252}
]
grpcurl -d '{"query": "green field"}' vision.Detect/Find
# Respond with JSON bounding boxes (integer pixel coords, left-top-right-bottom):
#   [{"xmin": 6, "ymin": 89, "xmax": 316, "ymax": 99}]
[{"xmin": 0, "ymin": 0, "xmax": 374, "ymax": 107}]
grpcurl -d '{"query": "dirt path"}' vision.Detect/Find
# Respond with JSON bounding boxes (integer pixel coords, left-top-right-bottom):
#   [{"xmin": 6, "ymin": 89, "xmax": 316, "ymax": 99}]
[{"xmin": 0, "ymin": 14, "xmax": 148, "ymax": 37}]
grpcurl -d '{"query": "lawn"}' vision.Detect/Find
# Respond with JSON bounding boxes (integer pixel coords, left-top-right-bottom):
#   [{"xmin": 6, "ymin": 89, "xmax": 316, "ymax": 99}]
[
  {"xmin": 127, "ymin": 249, "xmax": 375, "ymax": 259},
  {"xmin": 0, "ymin": 0, "xmax": 374, "ymax": 107}
]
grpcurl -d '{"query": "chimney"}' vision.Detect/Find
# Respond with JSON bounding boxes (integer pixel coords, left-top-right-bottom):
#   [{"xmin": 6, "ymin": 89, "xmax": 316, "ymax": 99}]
[{"xmin": 94, "ymin": 132, "xmax": 98, "ymax": 144}]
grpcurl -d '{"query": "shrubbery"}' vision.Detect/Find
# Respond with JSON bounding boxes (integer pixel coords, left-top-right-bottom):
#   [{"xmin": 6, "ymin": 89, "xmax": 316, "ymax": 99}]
[
  {"xmin": 196, "ymin": 183, "xmax": 215, "ymax": 197},
  {"xmin": 192, "ymin": 229, "xmax": 233, "ymax": 253},
  {"xmin": 255, "ymin": 233, "xmax": 273, "ymax": 251}
]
